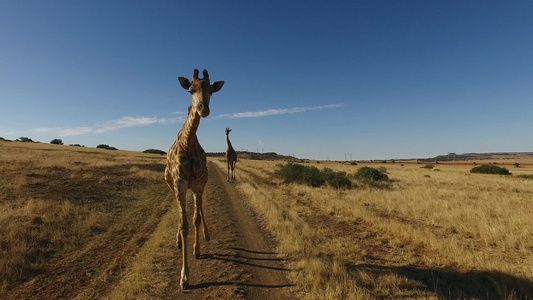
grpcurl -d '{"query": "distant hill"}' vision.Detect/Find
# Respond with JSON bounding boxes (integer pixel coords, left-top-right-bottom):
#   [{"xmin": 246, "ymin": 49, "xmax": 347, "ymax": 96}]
[
  {"xmin": 207, "ymin": 151, "xmax": 303, "ymax": 161},
  {"xmin": 418, "ymin": 152, "xmax": 533, "ymax": 162}
]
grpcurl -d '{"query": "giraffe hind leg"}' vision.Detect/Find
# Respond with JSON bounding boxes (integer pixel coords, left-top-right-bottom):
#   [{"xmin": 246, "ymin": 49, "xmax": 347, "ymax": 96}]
[
  {"xmin": 176, "ymin": 215, "xmax": 183, "ymax": 249},
  {"xmin": 200, "ymin": 204, "xmax": 210, "ymax": 242},
  {"xmin": 192, "ymin": 191, "xmax": 209, "ymax": 259},
  {"xmin": 193, "ymin": 198, "xmax": 201, "ymax": 259}
]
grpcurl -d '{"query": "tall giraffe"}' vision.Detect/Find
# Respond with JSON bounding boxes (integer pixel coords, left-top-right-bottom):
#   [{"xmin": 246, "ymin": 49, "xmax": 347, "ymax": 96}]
[
  {"xmin": 225, "ymin": 128, "xmax": 237, "ymax": 181},
  {"xmin": 164, "ymin": 69, "xmax": 224, "ymax": 290}
]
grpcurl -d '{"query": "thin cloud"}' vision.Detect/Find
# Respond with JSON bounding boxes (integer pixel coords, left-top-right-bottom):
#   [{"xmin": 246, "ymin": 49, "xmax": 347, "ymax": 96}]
[
  {"xmin": 59, "ymin": 127, "xmax": 94, "ymax": 136},
  {"xmin": 216, "ymin": 104, "xmax": 343, "ymax": 119},
  {"xmin": 94, "ymin": 116, "xmax": 171, "ymax": 134},
  {"xmin": 33, "ymin": 115, "xmax": 184, "ymax": 137}
]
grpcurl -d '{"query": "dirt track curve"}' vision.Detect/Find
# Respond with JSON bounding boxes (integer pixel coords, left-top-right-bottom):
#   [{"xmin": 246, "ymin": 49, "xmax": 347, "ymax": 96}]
[{"xmin": 3, "ymin": 162, "xmax": 295, "ymax": 300}]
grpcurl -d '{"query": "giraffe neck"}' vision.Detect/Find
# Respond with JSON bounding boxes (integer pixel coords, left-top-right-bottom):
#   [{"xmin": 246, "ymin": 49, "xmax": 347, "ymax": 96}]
[
  {"xmin": 226, "ymin": 135, "xmax": 233, "ymax": 151},
  {"xmin": 178, "ymin": 106, "xmax": 201, "ymax": 151}
]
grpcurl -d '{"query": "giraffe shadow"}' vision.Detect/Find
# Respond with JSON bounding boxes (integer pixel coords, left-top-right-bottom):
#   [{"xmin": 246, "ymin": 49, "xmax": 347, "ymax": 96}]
[
  {"xmin": 190, "ymin": 281, "xmax": 294, "ymax": 290},
  {"xmin": 348, "ymin": 262, "xmax": 533, "ymax": 299},
  {"xmin": 199, "ymin": 252, "xmax": 289, "ymax": 272},
  {"xmin": 191, "ymin": 247, "xmax": 293, "ymax": 290}
]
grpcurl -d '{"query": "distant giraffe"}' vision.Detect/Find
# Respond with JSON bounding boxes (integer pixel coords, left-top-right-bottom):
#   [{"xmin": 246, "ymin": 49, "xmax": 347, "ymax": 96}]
[
  {"xmin": 225, "ymin": 128, "xmax": 237, "ymax": 181},
  {"xmin": 164, "ymin": 69, "xmax": 224, "ymax": 290}
]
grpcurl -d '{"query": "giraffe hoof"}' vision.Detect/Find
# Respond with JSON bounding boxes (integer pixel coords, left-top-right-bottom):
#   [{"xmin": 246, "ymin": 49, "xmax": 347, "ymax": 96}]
[
  {"xmin": 180, "ymin": 281, "xmax": 189, "ymax": 290},
  {"xmin": 195, "ymin": 253, "xmax": 200, "ymax": 259}
]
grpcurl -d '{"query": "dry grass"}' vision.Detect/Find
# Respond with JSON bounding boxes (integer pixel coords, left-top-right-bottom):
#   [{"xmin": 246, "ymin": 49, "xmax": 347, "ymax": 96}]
[
  {"xmin": 211, "ymin": 158, "xmax": 533, "ymax": 299},
  {"xmin": 0, "ymin": 141, "xmax": 166, "ymax": 292},
  {"xmin": 102, "ymin": 196, "xmax": 177, "ymax": 300},
  {"xmin": 3, "ymin": 139, "xmax": 533, "ymax": 299}
]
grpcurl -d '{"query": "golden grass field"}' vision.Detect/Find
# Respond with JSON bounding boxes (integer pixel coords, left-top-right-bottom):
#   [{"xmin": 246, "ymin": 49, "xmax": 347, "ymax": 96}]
[
  {"xmin": 212, "ymin": 157, "xmax": 533, "ymax": 299},
  {"xmin": 0, "ymin": 141, "xmax": 168, "ymax": 297},
  {"xmin": 1, "ymin": 140, "xmax": 533, "ymax": 299}
]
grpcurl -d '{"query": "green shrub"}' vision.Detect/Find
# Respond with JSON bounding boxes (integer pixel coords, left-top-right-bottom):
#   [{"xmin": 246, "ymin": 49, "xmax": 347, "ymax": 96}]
[
  {"xmin": 275, "ymin": 163, "xmax": 325, "ymax": 187},
  {"xmin": 355, "ymin": 167, "xmax": 389, "ymax": 182},
  {"xmin": 517, "ymin": 174, "xmax": 533, "ymax": 180},
  {"xmin": 275, "ymin": 163, "xmax": 355, "ymax": 189},
  {"xmin": 322, "ymin": 168, "xmax": 352, "ymax": 189},
  {"xmin": 50, "ymin": 139, "xmax": 63, "ymax": 145},
  {"xmin": 422, "ymin": 164, "xmax": 435, "ymax": 170},
  {"xmin": 470, "ymin": 165, "xmax": 511, "ymax": 175},
  {"xmin": 143, "ymin": 149, "xmax": 167, "ymax": 155}
]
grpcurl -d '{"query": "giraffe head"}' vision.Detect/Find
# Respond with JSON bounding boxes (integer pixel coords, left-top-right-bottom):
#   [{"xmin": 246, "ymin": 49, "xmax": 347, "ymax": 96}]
[
  {"xmin": 178, "ymin": 69, "xmax": 224, "ymax": 118},
  {"xmin": 225, "ymin": 128, "xmax": 231, "ymax": 136}
]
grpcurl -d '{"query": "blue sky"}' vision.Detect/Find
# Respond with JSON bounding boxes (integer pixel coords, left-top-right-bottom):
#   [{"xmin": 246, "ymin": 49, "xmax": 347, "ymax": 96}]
[{"xmin": 1, "ymin": 1, "xmax": 532, "ymax": 160}]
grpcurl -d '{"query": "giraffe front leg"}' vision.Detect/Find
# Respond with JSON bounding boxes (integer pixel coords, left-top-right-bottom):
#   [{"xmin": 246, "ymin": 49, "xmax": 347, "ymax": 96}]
[
  {"xmin": 179, "ymin": 213, "xmax": 189, "ymax": 289},
  {"xmin": 175, "ymin": 182, "xmax": 189, "ymax": 290},
  {"xmin": 227, "ymin": 162, "xmax": 230, "ymax": 181}
]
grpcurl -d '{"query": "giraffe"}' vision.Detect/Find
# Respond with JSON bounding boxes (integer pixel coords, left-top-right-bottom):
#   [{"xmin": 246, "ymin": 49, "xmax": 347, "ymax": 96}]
[
  {"xmin": 225, "ymin": 128, "xmax": 237, "ymax": 181},
  {"xmin": 164, "ymin": 69, "xmax": 224, "ymax": 290}
]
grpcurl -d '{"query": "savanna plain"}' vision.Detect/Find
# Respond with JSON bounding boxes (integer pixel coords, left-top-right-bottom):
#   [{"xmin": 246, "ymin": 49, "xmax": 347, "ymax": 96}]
[{"xmin": 1, "ymin": 141, "xmax": 532, "ymax": 299}]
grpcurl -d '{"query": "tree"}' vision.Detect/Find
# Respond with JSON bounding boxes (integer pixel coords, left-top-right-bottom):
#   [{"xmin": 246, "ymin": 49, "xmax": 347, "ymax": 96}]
[
  {"xmin": 18, "ymin": 137, "xmax": 34, "ymax": 142},
  {"xmin": 50, "ymin": 139, "xmax": 63, "ymax": 145},
  {"xmin": 143, "ymin": 149, "xmax": 167, "ymax": 155},
  {"xmin": 96, "ymin": 144, "xmax": 118, "ymax": 150}
]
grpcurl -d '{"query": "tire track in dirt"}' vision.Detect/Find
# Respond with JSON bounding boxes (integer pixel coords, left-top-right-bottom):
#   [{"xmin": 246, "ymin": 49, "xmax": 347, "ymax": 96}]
[
  {"xmin": 167, "ymin": 162, "xmax": 295, "ymax": 299},
  {"xmin": 3, "ymin": 162, "xmax": 294, "ymax": 299},
  {"xmin": 3, "ymin": 183, "xmax": 172, "ymax": 300}
]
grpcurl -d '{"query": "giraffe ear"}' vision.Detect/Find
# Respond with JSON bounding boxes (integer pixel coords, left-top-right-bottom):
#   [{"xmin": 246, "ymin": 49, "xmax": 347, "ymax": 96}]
[
  {"xmin": 212, "ymin": 81, "xmax": 224, "ymax": 93},
  {"xmin": 178, "ymin": 77, "xmax": 191, "ymax": 90}
]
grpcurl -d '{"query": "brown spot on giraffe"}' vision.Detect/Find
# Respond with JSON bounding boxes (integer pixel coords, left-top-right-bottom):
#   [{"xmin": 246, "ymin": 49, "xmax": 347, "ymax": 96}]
[
  {"xmin": 225, "ymin": 128, "xmax": 237, "ymax": 181},
  {"xmin": 164, "ymin": 69, "xmax": 224, "ymax": 290}
]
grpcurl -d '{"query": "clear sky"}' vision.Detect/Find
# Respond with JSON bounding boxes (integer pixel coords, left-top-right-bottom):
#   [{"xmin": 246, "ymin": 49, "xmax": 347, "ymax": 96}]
[{"xmin": 1, "ymin": 1, "xmax": 532, "ymax": 161}]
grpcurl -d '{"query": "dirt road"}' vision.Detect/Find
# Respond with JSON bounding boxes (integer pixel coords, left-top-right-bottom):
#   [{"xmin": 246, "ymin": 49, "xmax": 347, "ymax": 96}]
[
  {"xmin": 2, "ymin": 162, "xmax": 294, "ymax": 299},
  {"xmin": 172, "ymin": 162, "xmax": 295, "ymax": 299}
]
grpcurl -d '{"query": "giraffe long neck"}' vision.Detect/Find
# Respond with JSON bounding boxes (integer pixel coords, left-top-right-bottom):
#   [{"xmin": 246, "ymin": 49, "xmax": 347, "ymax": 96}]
[
  {"xmin": 178, "ymin": 106, "xmax": 201, "ymax": 150},
  {"xmin": 226, "ymin": 135, "xmax": 233, "ymax": 151}
]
